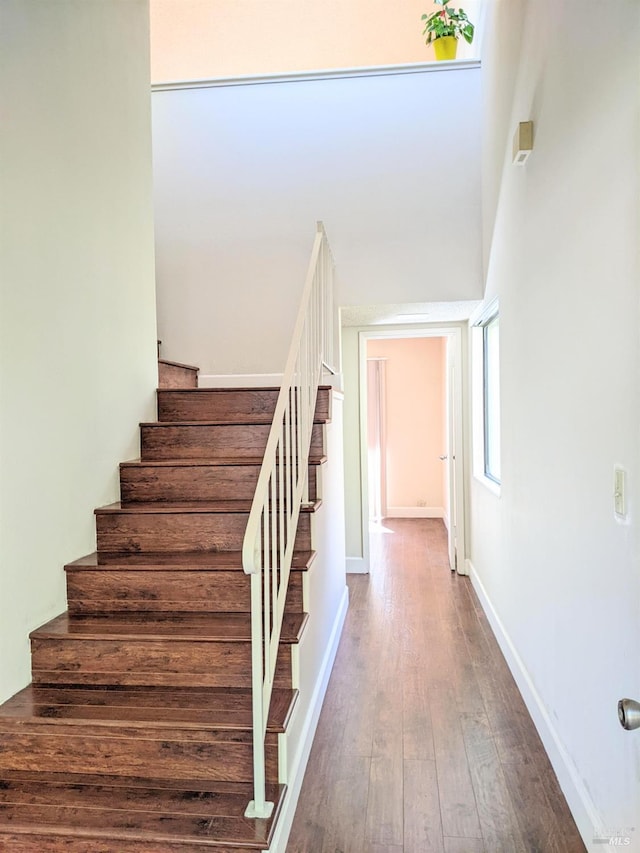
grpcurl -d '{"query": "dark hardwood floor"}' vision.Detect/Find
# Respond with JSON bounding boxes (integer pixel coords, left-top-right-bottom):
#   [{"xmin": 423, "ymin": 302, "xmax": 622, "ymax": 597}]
[{"xmin": 288, "ymin": 518, "xmax": 586, "ymax": 853}]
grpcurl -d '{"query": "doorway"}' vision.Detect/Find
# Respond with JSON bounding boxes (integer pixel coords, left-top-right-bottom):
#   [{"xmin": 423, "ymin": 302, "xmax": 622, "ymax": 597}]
[{"xmin": 358, "ymin": 327, "xmax": 466, "ymax": 573}]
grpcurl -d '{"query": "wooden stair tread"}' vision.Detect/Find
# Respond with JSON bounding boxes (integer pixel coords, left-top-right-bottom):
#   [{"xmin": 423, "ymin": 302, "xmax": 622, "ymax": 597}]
[
  {"xmin": 30, "ymin": 611, "xmax": 308, "ymax": 643},
  {"xmin": 95, "ymin": 500, "xmax": 321, "ymax": 515},
  {"xmin": 151, "ymin": 416, "xmax": 329, "ymax": 425},
  {"xmin": 1, "ymin": 771, "xmax": 270, "ymax": 794},
  {"xmin": 143, "ymin": 420, "xmax": 293, "ymax": 427},
  {"xmin": 157, "ymin": 385, "xmax": 333, "ymax": 393},
  {"xmin": 0, "ymin": 773, "xmax": 281, "ymax": 816},
  {"xmin": 0, "ymin": 686, "xmax": 296, "ymax": 733},
  {"xmin": 0, "ymin": 776, "xmax": 282, "ymax": 847},
  {"xmin": 120, "ymin": 456, "xmax": 327, "ymax": 467},
  {"xmin": 65, "ymin": 550, "xmax": 317, "ymax": 571}
]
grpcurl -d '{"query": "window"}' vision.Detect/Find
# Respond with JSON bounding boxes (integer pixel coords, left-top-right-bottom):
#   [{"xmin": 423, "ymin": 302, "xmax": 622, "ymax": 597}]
[
  {"xmin": 482, "ymin": 313, "xmax": 501, "ymax": 484},
  {"xmin": 471, "ymin": 300, "xmax": 501, "ymax": 491}
]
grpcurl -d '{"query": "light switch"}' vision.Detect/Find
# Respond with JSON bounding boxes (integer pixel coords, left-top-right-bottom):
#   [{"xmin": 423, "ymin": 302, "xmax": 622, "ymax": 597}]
[{"xmin": 614, "ymin": 467, "xmax": 626, "ymax": 516}]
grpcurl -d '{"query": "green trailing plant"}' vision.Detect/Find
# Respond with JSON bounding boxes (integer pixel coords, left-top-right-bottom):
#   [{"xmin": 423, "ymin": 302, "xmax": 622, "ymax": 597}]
[{"xmin": 421, "ymin": 0, "xmax": 474, "ymax": 45}]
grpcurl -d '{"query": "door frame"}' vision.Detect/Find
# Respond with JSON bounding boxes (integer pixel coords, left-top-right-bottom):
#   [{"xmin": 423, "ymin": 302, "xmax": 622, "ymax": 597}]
[
  {"xmin": 358, "ymin": 325, "xmax": 467, "ymax": 574},
  {"xmin": 366, "ymin": 357, "xmax": 388, "ymax": 523}
]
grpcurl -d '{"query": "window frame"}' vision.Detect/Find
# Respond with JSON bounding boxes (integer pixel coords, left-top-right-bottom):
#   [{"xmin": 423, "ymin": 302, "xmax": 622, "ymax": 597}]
[
  {"xmin": 482, "ymin": 312, "xmax": 501, "ymax": 485},
  {"xmin": 471, "ymin": 299, "xmax": 501, "ymax": 495}
]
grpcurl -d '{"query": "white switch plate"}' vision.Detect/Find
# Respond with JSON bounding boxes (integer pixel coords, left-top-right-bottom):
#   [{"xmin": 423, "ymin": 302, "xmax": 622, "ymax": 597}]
[{"xmin": 614, "ymin": 466, "xmax": 626, "ymax": 516}]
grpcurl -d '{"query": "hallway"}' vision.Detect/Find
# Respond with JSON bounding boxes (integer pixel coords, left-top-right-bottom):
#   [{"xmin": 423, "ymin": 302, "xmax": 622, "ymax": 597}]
[{"xmin": 288, "ymin": 519, "xmax": 586, "ymax": 852}]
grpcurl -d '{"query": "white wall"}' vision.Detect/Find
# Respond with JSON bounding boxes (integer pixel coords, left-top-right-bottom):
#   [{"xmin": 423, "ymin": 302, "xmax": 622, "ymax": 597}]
[
  {"xmin": 0, "ymin": 0, "xmax": 158, "ymax": 703},
  {"xmin": 152, "ymin": 67, "xmax": 482, "ymax": 376},
  {"xmin": 471, "ymin": 0, "xmax": 640, "ymax": 847},
  {"xmin": 479, "ymin": 0, "xmax": 527, "ymax": 278}
]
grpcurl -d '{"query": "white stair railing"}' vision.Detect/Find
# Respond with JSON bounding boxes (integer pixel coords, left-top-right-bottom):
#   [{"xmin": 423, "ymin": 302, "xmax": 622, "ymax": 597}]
[{"xmin": 242, "ymin": 222, "xmax": 336, "ymax": 819}]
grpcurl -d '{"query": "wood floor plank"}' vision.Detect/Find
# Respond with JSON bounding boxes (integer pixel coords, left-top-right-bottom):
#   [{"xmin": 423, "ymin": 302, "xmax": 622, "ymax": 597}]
[
  {"xmin": 285, "ymin": 741, "xmax": 332, "ymax": 853},
  {"xmin": 443, "ymin": 838, "xmax": 485, "ymax": 853},
  {"xmin": 371, "ymin": 677, "xmax": 404, "ymax": 760},
  {"xmin": 321, "ymin": 755, "xmax": 370, "ymax": 853},
  {"xmin": 403, "ymin": 759, "xmax": 444, "ymax": 853},
  {"xmin": 403, "ymin": 669, "xmax": 435, "ymax": 761},
  {"xmin": 461, "ymin": 712, "xmax": 519, "ymax": 852},
  {"xmin": 335, "ymin": 620, "xmax": 381, "ymax": 757},
  {"xmin": 365, "ymin": 754, "xmax": 404, "ymax": 848},
  {"xmin": 429, "ymin": 686, "xmax": 483, "ymax": 840}
]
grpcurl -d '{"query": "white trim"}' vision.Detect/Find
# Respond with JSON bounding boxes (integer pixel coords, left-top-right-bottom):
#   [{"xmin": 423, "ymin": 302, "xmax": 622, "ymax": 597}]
[
  {"xmin": 386, "ymin": 506, "xmax": 444, "ymax": 518},
  {"xmin": 467, "ymin": 561, "xmax": 600, "ymax": 851},
  {"xmin": 470, "ymin": 315, "xmax": 502, "ymax": 491},
  {"xmin": 470, "ymin": 295, "xmax": 499, "ymax": 327},
  {"xmin": 346, "ymin": 556, "xmax": 369, "ymax": 574},
  {"xmin": 198, "ymin": 373, "xmax": 284, "ymax": 388},
  {"xmin": 269, "ymin": 586, "xmax": 349, "ymax": 853},
  {"xmin": 366, "ymin": 358, "xmax": 388, "ymax": 522},
  {"xmin": 152, "ymin": 60, "xmax": 481, "ymax": 92},
  {"xmin": 358, "ymin": 335, "xmax": 372, "ymax": 574}
]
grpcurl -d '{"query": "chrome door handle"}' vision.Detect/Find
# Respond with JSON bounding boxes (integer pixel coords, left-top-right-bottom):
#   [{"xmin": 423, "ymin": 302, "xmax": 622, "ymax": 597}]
[{"xmin": 618, "ymin": 698, "xmax": 640, "ymax": 731}]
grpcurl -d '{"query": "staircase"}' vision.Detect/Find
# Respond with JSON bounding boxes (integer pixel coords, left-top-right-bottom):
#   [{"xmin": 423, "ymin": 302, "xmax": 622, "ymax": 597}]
[{"xmin": 0, "ymin": 359, "xmax": 332, "ymax": 852}]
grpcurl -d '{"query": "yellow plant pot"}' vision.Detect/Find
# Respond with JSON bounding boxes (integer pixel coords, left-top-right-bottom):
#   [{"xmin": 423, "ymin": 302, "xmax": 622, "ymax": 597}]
[{"xmin": 433, "ymin": 36, "xmax": 458, "ymax": 61}]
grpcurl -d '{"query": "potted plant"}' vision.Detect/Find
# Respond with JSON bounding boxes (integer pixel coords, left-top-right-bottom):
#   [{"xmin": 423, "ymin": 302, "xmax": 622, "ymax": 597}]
[{"xmin": 421, "ymin": 0, "xmax": 474, "ymax": 61}]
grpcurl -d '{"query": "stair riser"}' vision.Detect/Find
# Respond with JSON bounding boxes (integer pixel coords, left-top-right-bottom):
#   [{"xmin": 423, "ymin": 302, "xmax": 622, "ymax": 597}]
[
  {"xmin": 157, "ymin": 386, "xmax": 332, "ymax": 423},
  {"xmin": 158, "ymin": 362, "xmax": 198, "ymax": 389},
  {"xmin": 66, "ymin": 570, "xmax": 304, "ymax": 614},
  {"xmin": 96, "ymin": 512, "xmax": 311, "ymax": 554},
  {"xmin": 140, "ymin": 422, "xmax": 324, "ymax": 462},
  {"xmin": 0, "ymin": 834, "xmax": 263, "ymax": 853},
  {"xmin": 96, "ymin": 512, "xmax": 246, "ymax": 554},
  {"xmin": 31, "ymin": 639, "xmax": 293, "ymax": 690},
  {"xmin": 0, "ymin": 729, "xmax": 278, "ymax": 785},
  {"xmin": 120, "ymin": 463, "xmax": 318, "ymax": 503},
  {"xmin": 95, "ymin": 512, "xmax": 311, "ymax": 554}
]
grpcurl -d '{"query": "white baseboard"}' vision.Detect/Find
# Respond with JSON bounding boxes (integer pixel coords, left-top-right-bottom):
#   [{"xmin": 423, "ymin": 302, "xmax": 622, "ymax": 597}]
[
  {"xmin": 269, "ymin": 585, "xmax": 349, "ymax": 853},
  {"xmin": 467, "ymin": 560, "xmax": 601, "ymax": 852},
  {"xmin": 346, "ymin": 556, "xmax": 368, "ymax": 574},
  {"xmin": 386, "ymin": 506, "xmax": 444, "ymax": 518},
  {"xmin": 198, "ymin": 373, "xmax": 283, "ymax": 388}
]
